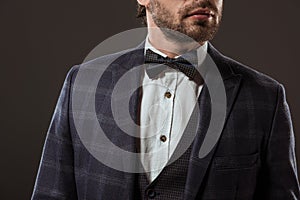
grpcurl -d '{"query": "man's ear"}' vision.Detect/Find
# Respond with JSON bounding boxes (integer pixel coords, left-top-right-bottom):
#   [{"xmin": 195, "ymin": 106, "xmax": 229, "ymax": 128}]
[{"xmin": 137, "ymin": 0, "xmax": 150, "ymax": 7}]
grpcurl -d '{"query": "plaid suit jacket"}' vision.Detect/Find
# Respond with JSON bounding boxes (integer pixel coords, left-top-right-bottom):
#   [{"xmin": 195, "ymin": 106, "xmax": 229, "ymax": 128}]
[{"xmin": 32, "ymin": 43, "xmax": 300, "ymax": 199}]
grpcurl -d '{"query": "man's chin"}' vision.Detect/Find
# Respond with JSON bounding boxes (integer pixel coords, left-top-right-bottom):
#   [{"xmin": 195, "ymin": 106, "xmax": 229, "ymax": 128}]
[
  {"xmin": 187, "ymin": 25, "xmax": 219, "ymax": 43},
  {"xmin": 183, "ymin": 29, "xmax": 207, "ymax": 42}
]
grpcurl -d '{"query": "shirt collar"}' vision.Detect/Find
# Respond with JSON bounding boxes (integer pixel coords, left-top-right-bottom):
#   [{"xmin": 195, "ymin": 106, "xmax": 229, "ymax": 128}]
[{"xmin": 144, "ymin": 35, "xmax": 208, "ymax": 58}]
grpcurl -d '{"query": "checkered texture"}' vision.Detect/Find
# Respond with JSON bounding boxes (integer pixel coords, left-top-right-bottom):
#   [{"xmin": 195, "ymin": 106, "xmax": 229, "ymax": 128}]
[{"xmin": 31, "ymin": 43, "xmax": 300, "ymax": 200}]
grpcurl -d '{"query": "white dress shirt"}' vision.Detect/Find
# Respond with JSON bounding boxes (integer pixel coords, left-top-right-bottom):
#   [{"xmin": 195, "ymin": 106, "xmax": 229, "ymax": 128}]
[{"xmin": 139, "ymin": 38, "xmax": 207, "ymax": 182}]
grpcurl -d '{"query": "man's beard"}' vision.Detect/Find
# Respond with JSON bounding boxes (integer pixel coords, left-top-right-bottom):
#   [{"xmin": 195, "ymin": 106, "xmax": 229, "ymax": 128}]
[{"xmin": 148, "ymin": 0, "xmax": 222, "ymax": 44}]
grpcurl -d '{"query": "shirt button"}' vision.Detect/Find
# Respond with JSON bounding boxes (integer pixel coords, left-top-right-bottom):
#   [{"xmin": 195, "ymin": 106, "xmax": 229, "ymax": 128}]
[
  {"xmin": 164, "ymin": 92, "xmax": 172, "ymax": 98},
  {"xmin": 146, "ymin": 188, "xmax": 156, "ymax": 199},
  {"xmin": 160, "ymin": 135, "xmax": 167, "ymax": 142}
]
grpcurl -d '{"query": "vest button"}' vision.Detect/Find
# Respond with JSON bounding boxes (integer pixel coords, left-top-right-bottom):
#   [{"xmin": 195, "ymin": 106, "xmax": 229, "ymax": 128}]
[{"xmin": 146, "ymin": 188, "xmax": 156, "ymax": 199}]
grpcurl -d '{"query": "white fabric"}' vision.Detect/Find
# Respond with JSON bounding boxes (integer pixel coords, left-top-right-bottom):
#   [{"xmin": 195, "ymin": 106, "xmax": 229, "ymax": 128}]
[{"xmin": 139, "ymin": 37, "xmax": 207, "ymax": 182}]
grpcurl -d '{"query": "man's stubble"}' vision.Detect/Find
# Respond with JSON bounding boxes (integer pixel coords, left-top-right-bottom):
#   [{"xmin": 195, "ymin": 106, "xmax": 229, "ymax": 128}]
[{"xmin": 148, "ymin": 0, "xmax": 222, "ymax": 44}]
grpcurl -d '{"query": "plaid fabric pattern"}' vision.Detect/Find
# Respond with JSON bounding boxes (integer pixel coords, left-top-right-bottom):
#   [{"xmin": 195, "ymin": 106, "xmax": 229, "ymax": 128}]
[{"xmin": 31, "ymin": 43, "xmax": 300, "ymax": 200}]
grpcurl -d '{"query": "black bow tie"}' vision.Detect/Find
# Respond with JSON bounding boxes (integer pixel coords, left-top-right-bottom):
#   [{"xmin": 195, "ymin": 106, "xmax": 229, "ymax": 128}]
[{"xmin": 144, "ymin": 49, "xmax": 198, "ymax": 80}]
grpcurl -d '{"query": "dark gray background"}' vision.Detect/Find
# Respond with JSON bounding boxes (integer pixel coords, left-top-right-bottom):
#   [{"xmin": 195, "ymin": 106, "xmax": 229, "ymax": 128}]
[{"xmin": 1, "ymin": 0, "xmax": 299, "ymax": 199}]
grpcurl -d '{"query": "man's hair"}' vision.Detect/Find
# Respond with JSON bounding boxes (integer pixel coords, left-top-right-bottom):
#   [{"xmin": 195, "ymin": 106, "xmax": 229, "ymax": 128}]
[{"xmin": 137, "ymin": 4, "xmax": 147, "ymax": 25}]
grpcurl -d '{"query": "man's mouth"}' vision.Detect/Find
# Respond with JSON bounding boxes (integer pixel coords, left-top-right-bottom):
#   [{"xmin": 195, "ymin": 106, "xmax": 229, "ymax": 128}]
[{"xmin": 185, "ymin": 8, "xmax": 214, "ymax": 20}]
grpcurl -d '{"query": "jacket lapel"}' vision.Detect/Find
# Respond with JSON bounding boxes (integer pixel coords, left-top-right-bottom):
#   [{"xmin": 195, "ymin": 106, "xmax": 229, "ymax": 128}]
[
  {"xmin": 106, "ymin": 42, "xmax": 242, "ymax": 199},
  {"xmin": 109, "ymin": 46, "xmax": 145, "ymax": 152},
  {"xmin": 184, "ymin": 43, "xmax": 242, "ymax": 200},
  {"xmin": 95, "ymin": 46, "xmax": 145, "ymax": 199}
]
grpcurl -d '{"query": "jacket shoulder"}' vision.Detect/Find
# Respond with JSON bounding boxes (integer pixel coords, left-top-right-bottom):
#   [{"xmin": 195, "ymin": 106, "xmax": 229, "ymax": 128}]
[{"xmin": 222, "ymin": 55, "xmax": 281, "ymax": 90}]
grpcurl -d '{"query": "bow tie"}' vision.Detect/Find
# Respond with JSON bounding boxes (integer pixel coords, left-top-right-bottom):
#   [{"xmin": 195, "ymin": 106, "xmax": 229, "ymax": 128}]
[{"xmin": 144, "ymin": 49, "xmax": 198, "ymax": 80}]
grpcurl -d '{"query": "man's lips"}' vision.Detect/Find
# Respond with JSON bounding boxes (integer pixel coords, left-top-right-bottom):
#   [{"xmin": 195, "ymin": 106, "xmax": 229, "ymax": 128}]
[{"xmin": 185, "ymin": 8, "xmax": 214, "ymax": 20}]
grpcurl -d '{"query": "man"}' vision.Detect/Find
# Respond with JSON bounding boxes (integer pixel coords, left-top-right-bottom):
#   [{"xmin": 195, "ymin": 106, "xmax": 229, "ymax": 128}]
[{"xmin": 32, "ymin": 0, "xmax": 300, "ymax": 199}]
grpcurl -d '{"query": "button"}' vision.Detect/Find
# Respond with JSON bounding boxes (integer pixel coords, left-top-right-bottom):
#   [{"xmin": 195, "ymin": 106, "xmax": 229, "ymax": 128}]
[
  {"xmin": 146, "ymin": 189, "xmax": 156, "ymax": 199},
  {"xmin": 160, "ymin": 135, "xmax": 167, "ymax": 142},
  {"xmin": 164, "ymin": 92, "xmax": 172, "ymax": 98}
]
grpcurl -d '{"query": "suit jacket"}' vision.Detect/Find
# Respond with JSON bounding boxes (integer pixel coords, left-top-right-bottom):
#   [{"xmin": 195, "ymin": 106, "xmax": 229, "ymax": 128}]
[{"xmin": 31, "ymin": 43, "xmax": 300, "ymax": 200}]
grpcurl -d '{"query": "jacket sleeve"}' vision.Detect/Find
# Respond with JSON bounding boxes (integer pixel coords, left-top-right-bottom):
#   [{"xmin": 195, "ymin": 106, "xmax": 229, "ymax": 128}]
[
  {"xmin": 257, "ymin": 84, "xmax": 300, "ymax": 199},
  {"xmin": 31, "ymin": 66, "xmax": 79, "ymax": 200}
]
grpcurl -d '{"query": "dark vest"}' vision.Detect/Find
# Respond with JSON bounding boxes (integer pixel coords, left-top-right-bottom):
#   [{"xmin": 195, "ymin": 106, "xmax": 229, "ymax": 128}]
[{"xmin": 135, "ymin": 144, "xmax": 193, "ymax": 200}]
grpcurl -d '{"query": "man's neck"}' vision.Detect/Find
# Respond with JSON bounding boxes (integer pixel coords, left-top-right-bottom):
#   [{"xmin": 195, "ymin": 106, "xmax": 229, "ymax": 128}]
[{"xmin": 147, "ymin": 26, "xmax": 205, "ymax": 58}]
